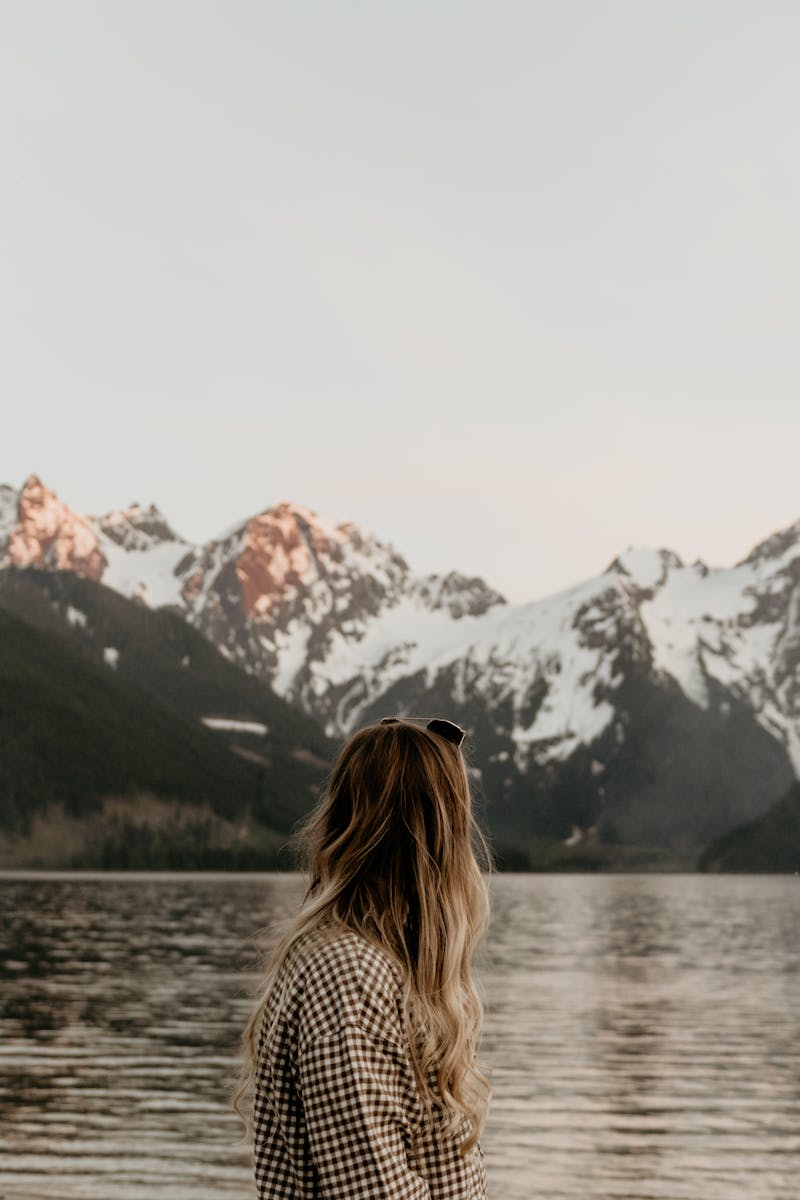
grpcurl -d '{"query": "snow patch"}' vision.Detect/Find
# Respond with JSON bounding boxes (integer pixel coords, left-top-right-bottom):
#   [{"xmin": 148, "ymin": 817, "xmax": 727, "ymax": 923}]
[
  {"xmin": 201, "ymin": 717, "xmax": 269, "ymax": 735},
  {"xmin": 99, "ymin": 537, "xmax": 189, "ymax": 609},
  {"xmin": 271, "ymin": 620, "xmax": 313, "ymax": 695}
]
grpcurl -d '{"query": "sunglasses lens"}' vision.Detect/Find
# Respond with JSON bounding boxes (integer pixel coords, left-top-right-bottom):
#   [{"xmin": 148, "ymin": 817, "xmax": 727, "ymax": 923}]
[
  {"xmin": 426, "ymin": 718, "xmax": 466, "ymax": 747},
  {"xmin": 379, "ymin": 716, "xmax": 465, "ymax": 747}
]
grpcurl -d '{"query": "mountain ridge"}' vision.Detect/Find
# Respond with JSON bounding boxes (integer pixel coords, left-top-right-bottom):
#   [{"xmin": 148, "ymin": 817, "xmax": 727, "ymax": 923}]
[
  {"xmin": 2, "ymin": 472, "xmax": 799, "ymax": 855},
  {"xmin": 0, "ymin": 566, "xmax": 334, "ymax": 867}
]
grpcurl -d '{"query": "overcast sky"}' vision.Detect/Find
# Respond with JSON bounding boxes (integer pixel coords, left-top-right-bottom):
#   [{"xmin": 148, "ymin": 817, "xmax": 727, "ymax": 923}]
[{"xmin": 2, "ymin": 1, "xmax": 798, "ymax": 602}]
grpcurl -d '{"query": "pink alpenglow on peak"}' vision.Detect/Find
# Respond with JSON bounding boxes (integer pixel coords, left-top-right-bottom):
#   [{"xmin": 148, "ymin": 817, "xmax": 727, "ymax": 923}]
[
  {"xmin": 0, "ymin": 475, "xmax": 190, "ymax": 607},
  {"xmin": 236, "ymin": 505, "xmax": 341, "ymax": 616},
  {"xmin": 3, "ymin": 474, "xmax": 106, "ymax": 581},
  {"xmin": 176, "ymin": 500, "xmax": 408, "ymax": 625}
]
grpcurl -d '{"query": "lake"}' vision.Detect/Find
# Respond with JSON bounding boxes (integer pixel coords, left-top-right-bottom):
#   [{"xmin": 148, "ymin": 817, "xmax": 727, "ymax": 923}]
[{"xmin": 0, "ymin": 873, "xmax": 798, "ymax": 1199}]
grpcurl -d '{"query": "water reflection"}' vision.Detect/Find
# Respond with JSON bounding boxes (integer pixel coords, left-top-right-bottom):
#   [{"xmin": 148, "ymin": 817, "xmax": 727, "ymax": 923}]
[
  {"xmin": 479, "ymin": 875, "xmax": 800, "ymax": 1199},
  {"xmin": 1, "ymin": 873, "xmax": 799, "ymax": 1199}
]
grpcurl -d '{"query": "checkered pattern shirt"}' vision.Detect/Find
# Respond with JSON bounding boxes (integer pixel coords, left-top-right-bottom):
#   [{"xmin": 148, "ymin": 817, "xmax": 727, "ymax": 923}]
[{"xmin": 253, "ymin": 927, "xmax": 488, "ymax": 1199}]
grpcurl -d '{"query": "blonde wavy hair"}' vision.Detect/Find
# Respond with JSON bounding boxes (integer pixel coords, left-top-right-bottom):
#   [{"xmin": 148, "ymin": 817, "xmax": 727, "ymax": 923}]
[{"xmin": 236, "ymin": 717, "xmax": 492, "ymax": 1152}]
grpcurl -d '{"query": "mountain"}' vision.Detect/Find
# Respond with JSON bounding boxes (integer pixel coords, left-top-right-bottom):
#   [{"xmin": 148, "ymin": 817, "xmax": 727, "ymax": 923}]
[
  {"xmin": 173, "ymin": 502, "xmax": 505, "ymax": 726},
  {"xmin": 2, "ymin": 473, "xmax": 800, "ymax": 856},
  {"xmin": 0, "ymin": 475, "xmax": 106, "ymax": 579},
  {"xmin": 0, "ymin": 567, "xmax": 333, "ymax": 868},
  {"xmin": 0, "ymin": 475, "xmax": 192, "ymax": 607},
  {"xmin": 698, "ymin": 781, "xmax": 800, "ymax": 872},
  {"xmin": 0, "ymin": 605, "xmax": 276, "ymax": 867},
  {"xmin": 335, "ymin": 553, "xmax": 796, "ymax": 850}
]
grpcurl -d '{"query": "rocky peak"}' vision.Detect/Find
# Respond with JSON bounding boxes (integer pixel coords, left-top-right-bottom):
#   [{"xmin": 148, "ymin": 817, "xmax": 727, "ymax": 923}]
[
  {"xmin": 235, "ymin": 503, "xmax": 338, "ymax": 617},
  {"xmin": 737, "ymin": 519, "xmax": 800, "ymax": 569},
  {"xmin": 96, "ymin": 502, "xmax": 186, "ymax": 551},
  {"xmin": 605, "ymin": 546, "xmax": 683, "ymax": 594},
  {"xmin": 238, "ymin": 502, "xmax": 412, "ymax": 619},
  {"xmin": 177, "ymin": 500, "xmax": 410, "ymax": 628},
  {"xmin": 413, "ymin": 571, "xmax": 506, "ymax": 619},
  {"xmin": 1, "ymin": 474, "xmax": 105, "ymax": 580}
]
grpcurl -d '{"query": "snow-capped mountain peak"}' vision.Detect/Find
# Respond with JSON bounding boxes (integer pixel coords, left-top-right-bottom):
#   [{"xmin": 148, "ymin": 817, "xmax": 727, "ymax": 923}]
[
  {"xmin": 412, "ymin": 571, "xmax": 506, "ymax": 619},
  {"xmin": 96, "ymin": 502, "xmax": 185, "ymax": 551},
  {"xmin": 175, "ymin": 500, "xmax": 411, "ymax": 628},
  {"xmin": 0, "ymin": 474, "xmax": 106, "ymax": 580},
  {"xmin": 605, "ymin": 546, "xmax": 684, "ymax": 592}
]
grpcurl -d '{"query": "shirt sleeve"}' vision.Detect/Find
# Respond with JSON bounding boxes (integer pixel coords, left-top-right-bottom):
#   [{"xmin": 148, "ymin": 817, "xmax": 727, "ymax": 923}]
[{"xmin": 297, "ymin": 1021, "xmax": 432, "ymax": 1200}]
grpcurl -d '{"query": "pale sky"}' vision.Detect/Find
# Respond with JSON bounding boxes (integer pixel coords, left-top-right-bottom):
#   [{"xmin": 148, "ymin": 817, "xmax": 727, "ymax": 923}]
[{"xmin": 2, "ymin": 1, "xmax": 798, "ymax": 602}]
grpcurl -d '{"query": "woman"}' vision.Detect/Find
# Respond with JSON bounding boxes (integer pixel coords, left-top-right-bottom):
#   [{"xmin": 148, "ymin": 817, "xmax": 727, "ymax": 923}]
[{"xmin": 237, "ymin": 715, "xmax": 491, "ymax": 1199}]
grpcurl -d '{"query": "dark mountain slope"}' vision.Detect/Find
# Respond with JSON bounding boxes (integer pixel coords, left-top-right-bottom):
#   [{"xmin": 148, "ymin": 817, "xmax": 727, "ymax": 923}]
[
  {"xmin": 0, "ymin": 566, "xmax": 329, "ymax": 743},
  {"xmin": 699, "ymin": 782, "xmax": 800, "ymax": 873},
  {"xmin": 359, "ymin": 655, "xmax": 796, "ymax": 851},
  {"xmin": 0, "ymin": 607, "xmax": 264, "ymax": 831},
  {"xmin": 0, "ymin": 567, "xmax": 334, "ymax": 834}
]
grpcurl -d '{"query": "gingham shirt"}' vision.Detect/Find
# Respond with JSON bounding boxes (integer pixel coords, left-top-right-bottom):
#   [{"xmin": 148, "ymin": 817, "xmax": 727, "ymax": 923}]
[{"xmin": 253, "ymin": 927, "xmax": 488, "ymax": 1199}]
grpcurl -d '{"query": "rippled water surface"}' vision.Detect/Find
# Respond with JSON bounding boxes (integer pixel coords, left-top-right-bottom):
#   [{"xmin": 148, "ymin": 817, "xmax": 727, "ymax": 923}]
[{"xmin": 1, "ymin": 873, "xmax": 798, "ymax": 1199}]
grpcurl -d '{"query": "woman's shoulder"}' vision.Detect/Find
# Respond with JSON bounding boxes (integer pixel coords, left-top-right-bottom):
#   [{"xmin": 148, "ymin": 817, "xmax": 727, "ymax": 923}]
[
  {"xmin": 286, "ymin": 926, "xmax": 405, "ymax": 1045},
  {"xmin": 290, "ymin": 926, "xmax": 404, "ymax": 1002}
]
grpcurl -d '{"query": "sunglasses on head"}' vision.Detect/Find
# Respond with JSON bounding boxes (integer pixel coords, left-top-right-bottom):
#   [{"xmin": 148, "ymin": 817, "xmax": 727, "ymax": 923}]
[{"xmin": 380, "ymin": 716, "xmax": 466, "ymax": 748}]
